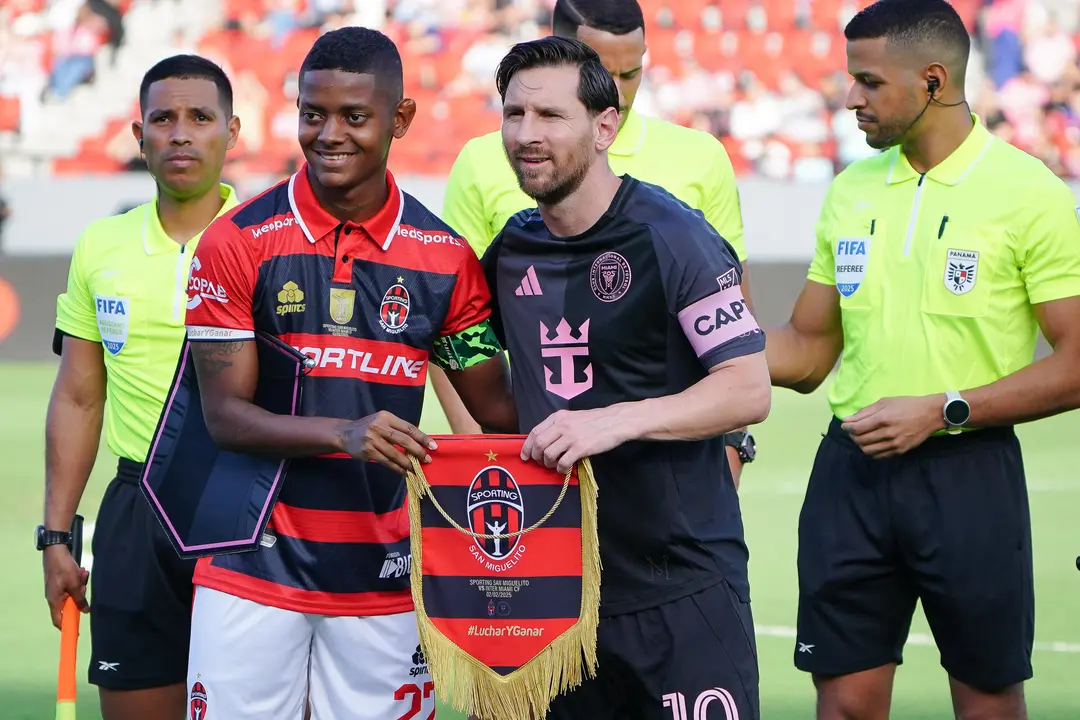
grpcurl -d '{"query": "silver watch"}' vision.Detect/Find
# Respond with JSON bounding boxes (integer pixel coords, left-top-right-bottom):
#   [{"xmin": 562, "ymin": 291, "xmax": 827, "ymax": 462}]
[{"xmin": 943, "ymin": 390, "xmax": 970, "ymax": 434}]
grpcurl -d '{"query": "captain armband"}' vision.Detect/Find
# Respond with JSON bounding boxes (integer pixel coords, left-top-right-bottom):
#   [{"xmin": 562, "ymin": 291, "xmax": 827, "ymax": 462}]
[{"xmin": 431, "ymin": 319, "xmax": 502, "ymax": 371}]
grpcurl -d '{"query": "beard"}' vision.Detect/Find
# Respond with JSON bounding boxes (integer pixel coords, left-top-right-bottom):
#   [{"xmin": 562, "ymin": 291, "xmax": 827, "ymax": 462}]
[{"xmin": 511, "ymin": 134, "xmax": 594, "ymax": 205}]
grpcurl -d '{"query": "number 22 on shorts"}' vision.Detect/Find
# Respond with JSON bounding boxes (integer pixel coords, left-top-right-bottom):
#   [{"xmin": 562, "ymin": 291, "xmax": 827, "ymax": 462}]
[
  {"xmin": 663, "ymin": 689, "xmax": 741, "ymax": 720},
  {"xmin": 395, "ymin": 681, "xmax": 435, "ymax": 720}
]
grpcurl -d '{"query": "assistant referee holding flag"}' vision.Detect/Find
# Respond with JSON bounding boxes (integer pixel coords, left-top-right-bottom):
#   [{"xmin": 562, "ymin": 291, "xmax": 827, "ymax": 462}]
[
  {"xmin": 40, "ymin": 55, "xmax": 239, "ymax": 720},
  {"xmin": 431, "ymin": 0, "xmax": 758, "ymax": 483},
  {"xmin": 766, "ymin": 1, "xmax": 1080, "ymax": 718}
]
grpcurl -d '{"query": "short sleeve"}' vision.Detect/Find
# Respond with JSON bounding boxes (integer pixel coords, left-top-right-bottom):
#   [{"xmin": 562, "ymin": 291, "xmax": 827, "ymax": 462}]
[
  {"xmin": 443, "ymin": 143, "xmax": 494, "ymax": 258},
  {"xmin": 1018, "ymin": 180, "xmax": 1080, "ymax": 305},
  {"xmin": 654, "ymin": 220, "xmax": 765, "ymax": 370},
  {"xmin": 700, "ymin": 139, "xmax": 748, "ymax": 263},
  {"xmin": 185, "ymin": 217, "xmax": 257, "ymax": 341},
  {"xmin": 807, "ymin": 187, "xmax": 837, "ymax": 286},
  {"xmin": 479, "ymin": 235, "xmax": 505, "ymax": 345},
  {"xmin": 441, "ymin": 248, "xmax": 493, "ymax": 337},
  {"xmin": 55, "ymin": 230, "xmax": 103, "ymax": 346}
]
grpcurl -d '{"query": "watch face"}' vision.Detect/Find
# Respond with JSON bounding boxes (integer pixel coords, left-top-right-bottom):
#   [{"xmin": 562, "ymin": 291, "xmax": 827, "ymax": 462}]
[{"xmin": 945, "ymin": 399, "xmax": 970, "ymax": 425}]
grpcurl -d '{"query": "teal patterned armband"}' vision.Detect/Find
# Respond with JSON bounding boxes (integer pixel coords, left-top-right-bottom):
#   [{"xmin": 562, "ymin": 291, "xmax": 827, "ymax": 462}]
[{"xmin": 431, "ymin": 319, "xmax": 502, "ymax": 371}]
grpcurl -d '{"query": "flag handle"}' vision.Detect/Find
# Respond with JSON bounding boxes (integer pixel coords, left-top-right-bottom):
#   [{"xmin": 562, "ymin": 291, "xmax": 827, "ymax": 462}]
[{"xmin": 56, "ymin": 514, "xmax": 84, "ymax": 720}]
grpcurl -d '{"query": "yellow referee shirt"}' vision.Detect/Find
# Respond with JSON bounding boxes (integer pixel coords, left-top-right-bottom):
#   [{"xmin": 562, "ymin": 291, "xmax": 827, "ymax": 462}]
[
  {"xmin": 808, "ymin": 116, "xmax": 1080, "ymax": 420},
  {"xmin": 443, "ymin": 108, "xmax": 747, "ymax": 261},
  {"xmin": 54, "ymin": 184, "xmax": 239, "ymax": 463}
]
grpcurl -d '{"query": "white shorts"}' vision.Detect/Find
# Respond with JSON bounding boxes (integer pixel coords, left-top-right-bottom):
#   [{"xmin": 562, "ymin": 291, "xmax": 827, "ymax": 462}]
[{"xmin": 186, "ymin": 586, "xmax": 435, "ymax": 720}]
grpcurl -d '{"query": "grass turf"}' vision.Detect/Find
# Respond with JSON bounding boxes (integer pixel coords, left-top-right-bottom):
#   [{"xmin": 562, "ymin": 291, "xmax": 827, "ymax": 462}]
[{"xmin": 3, "ymin": 360, "xmax": 1079, "ymax": 719}]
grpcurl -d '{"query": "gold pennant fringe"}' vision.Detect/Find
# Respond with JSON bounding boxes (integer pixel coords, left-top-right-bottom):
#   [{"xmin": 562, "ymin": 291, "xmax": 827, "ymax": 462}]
[{"xmin": 405, "ymin": 455, "xmax": 601, "ymax": 720}]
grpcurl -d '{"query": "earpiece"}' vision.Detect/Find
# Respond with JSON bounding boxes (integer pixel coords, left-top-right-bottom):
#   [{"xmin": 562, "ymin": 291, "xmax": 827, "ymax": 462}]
[
  {"xmin": 138, "ymin": 137, "xmax": 144, "ymax": 149},
  {"xmin": 927, "ymin": 77, "xmax": 940, "ymax": 97}
]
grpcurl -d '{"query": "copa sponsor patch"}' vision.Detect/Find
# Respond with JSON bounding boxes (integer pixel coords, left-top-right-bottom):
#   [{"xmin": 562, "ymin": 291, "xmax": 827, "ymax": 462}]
[
  {"xmin": 94, "ymin": 295, "xmax": 130, "ymax": 356},
  {"xmin": 835, "ymin": 237, "xmax": 870, "ymax": 298}
]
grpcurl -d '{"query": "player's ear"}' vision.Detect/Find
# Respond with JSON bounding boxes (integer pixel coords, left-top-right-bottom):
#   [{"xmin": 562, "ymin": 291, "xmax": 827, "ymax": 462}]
[
  {"xmin": 131, "ymin": 121, "xmax": 144, "ymax": 154},
  {"xmin": 393, "ymin": 97, "xmax": 417, "ymax": 139},
  {"xmin": 594, "ymin": 106, "xmax": 619, "ymax": 152},
  {"xmin": 226, "ymin": 114, "xmax": 241, "ymax": 152}
]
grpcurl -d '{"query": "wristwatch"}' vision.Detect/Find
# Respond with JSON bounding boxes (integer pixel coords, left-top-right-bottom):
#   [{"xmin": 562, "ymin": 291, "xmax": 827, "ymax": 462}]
[
  {"xmin": 35, "ymin": 525, "xmax": 73, "ymax": 551},
  {"xmin": 724, "ymin": 431, "xmax": 757, "ymax": 463},
  {"xmin": 943, "ymin": 390, "xmax": 971, "ymax": 435}
]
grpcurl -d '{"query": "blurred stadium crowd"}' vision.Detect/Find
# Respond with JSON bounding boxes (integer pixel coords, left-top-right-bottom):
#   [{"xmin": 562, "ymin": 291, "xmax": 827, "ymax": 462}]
[{"xmin": 1, "ymin": 0, "xmax": 1079, "ymax": 181}]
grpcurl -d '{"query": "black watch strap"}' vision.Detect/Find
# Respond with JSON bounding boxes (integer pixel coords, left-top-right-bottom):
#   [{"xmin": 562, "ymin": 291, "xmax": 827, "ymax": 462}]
[{"xmin": 37, "ymin": 527, "xmax": 71, "ymax": 549}]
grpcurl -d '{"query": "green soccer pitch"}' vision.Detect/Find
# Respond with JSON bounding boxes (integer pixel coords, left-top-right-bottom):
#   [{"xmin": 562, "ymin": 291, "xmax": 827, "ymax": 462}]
[{"xmin": 3, "ymin": 361, "xmax": 1078, "ymax": 719}]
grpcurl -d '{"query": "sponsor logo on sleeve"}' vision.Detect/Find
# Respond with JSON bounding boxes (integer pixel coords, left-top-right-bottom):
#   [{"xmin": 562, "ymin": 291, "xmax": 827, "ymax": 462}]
[
  {"xmin": 677, "ymin": 286, "xmax": 761, "ymax": 357},
  {"xmin": 186, "ymin": 256, "xmax": 230, "ymax": 310},
  {"xmin": 398, "ymin": 225, "xmax": 464, "ymax": 247},
  {"xmin": 716, "ymin": 268, "xmax": 738, "ymax": 290}
]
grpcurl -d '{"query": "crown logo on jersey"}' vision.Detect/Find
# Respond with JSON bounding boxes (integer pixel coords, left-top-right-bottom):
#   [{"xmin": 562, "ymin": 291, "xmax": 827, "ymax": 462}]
[{"xmin": 540, "ymin": 318, "xmax": 589, "ymax": 346}]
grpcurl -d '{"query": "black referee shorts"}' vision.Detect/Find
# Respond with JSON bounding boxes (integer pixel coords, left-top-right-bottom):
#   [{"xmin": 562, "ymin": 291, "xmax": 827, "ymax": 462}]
[
  {"xmin": 546, "ymin": 580, "xmax": 759, "ymax": 720},
  {"xmin": 88, "ymin": 458, "xmax": 197, "ymax": 690},
  {"xmin": 795, "ymin": 418, "xmax": 1034, "ymax": 691}
]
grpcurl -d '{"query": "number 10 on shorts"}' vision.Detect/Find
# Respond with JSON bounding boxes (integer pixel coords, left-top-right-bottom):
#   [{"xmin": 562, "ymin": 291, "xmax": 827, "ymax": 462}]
[{"xmin": 663, "ymin": 689, "xmax": 740, "ymax": 720}]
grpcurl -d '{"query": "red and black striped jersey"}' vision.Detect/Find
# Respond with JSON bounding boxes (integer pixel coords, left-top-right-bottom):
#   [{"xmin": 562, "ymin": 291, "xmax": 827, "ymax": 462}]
[{"xmin": 185, "ymin": 166, "xmax": 492, "ymax": 616}]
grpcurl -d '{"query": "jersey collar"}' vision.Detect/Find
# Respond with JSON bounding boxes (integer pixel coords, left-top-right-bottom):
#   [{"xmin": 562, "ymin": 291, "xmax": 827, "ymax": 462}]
[
  {"xmin": 142, "ymin": 183, "xmax": 238, "ymax": 255},
  {"xmin": 886, "ymin": 114, "xmax": 995, "ymax": 186},
  {"xmin": 609, "ymin": 107, "xmax": 646, "ymax": 157},
  {"xmin": 287, "ymin": 165, "xmax": 404, "ymax": 251}
]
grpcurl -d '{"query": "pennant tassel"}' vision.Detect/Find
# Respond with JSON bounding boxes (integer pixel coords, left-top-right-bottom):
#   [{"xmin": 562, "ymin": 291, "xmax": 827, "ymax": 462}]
[{"xmin": 405, "ymin": 456, "xmax": 601, "ymax": 720}]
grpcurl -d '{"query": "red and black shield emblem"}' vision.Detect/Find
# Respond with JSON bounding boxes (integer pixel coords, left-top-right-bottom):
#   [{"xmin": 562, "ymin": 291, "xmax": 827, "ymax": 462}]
[
  {"xmin": 466, "ymin": 466, "xmax": 524, "ymax": 561},
  {"xmin": 189, "ymin": 681, "xmax": 208, "ymax": 719},
  {"xmin": 379, "ymin": 283, "xmax": 410, "ymax": 331}
]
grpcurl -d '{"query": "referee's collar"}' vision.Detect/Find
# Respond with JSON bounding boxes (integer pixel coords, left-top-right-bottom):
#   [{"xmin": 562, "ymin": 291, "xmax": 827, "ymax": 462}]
[
  {"xmin": 609, "ymin": 107, "xmax": 646, "ymax": 157},
  {"xmin": 142, "ymin": 183, "xmax": 238, "ymax": 255},
  {"xmin": 886, "ymin": 114, "xmax": 995, "ymax": 186},
  {"xmin": 287, "ymin": 164, "xmax": 404, "ymax": 252}
]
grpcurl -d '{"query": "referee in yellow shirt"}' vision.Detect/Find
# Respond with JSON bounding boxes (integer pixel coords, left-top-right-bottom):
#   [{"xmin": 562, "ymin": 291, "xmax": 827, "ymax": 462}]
[
  {"xmin": 39, "ymin": 55, "xmax": 239, "ymax": 720},
  {"xmin": 432, "ymin": 0, "xmax": 758, "ymax": 483},
  {"xmin": 766, "ymin": 1, "xmax": 1080, "ymax": 718}
]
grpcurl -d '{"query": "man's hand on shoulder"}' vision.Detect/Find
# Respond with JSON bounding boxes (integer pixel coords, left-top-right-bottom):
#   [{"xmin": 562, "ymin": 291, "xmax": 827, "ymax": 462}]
[
  {"xmin": 340, "ymin": 410, "xmax": 438, "ymax": 475},
  {"xmin": 520, "ymin": 407, "xmax": 633, "ymax": 474},
  {"xmin": 841, "ymin": 395, "xmax": 945, "ymax": 458}
]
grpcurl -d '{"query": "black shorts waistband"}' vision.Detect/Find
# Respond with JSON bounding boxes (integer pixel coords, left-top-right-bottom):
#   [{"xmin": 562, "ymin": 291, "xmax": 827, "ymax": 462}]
[
  {"xmin": 115, "ymin": 457, "xmax": 146, "ymax": 485},
  {"xmin": 826, "ymin": 416, "xmax": 1016, "ymax": 458}
]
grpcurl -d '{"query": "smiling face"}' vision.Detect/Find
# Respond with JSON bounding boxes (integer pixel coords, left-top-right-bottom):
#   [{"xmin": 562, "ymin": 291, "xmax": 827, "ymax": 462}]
[
  {"xmin": 845, "ymin": 37, "xmax": 925, "ymax": 149},
  {"xmin": 134, "ymin": 77, "xmax": 237, "ymax": 200},
  {"xmin": 501, "ymin": 64, "xmax": 604, "ymax": 205},
  {"xmin": 297, "ymin": 69, "xmax": 413, "ymax": 192}
]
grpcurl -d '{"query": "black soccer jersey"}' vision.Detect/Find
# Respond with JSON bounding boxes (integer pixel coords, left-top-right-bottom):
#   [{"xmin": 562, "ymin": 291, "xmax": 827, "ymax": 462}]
[{"xmin": 482, "ymin": 176, "xmax": 765, "ymax": 615}]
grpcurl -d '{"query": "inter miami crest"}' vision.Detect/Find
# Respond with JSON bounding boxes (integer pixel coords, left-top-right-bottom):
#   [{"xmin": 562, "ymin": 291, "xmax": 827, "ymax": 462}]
[
  {"xmin": 379, "ymin": 279, "xmax": 411, "ymax": 334},
  {"xmin": 189, "ymin": 681, "xmax": 209, "ymax": 719},
  {"xmin": 466, "ymin": 465, "xmax": 524, "ymax": 561}
]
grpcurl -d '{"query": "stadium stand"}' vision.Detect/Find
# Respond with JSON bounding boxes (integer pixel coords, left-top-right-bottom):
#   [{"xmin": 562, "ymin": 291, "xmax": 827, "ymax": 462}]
[{"xmin": 1, "ymin": 0, "xmax": 1078, "ymax": 180}]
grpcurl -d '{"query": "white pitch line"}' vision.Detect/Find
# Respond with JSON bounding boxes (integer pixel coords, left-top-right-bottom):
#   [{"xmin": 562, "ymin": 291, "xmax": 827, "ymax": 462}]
[{"xmin": 755, "ymin": 625, "xmax": 1080, "ymax": 654}]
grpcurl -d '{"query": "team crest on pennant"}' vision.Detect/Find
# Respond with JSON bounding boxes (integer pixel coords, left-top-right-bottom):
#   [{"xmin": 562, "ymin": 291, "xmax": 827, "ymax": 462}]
[
  {"xmin": 404, "ymin": 437, "xmax": 600, "ymax": 720},
  {"xmin": 379, "ymin": 280, "xmax": 411, "ymax": 334},
  {"xmin": 94, "ymin": 294, "xmax": 130, "ymax": 356},
  {"xmin": 835, "ymin": 237, "xmax": 870, "ymax": 298},
  {"xmin": 189, "ymin": 681, "xmax": 208, "ymax": 720},
  {"xmin": 944, "ymin": 249, "xmax": 978, "ymax": 295},
  {"xmin": 328, "ymin": 288, "xmax": 355, "ymax": 325}
]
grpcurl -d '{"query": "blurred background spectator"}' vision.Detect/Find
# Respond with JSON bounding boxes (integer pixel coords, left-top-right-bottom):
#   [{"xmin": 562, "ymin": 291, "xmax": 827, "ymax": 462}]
[{"xmin": 0, "ymin": 0, "xmax": 1077, "ymax": 186}]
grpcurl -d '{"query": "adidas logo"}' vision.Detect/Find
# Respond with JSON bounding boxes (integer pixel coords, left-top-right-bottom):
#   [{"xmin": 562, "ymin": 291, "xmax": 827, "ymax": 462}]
[{"xmin": 515, "ymin": 266, "xmax": 543, "ymax": 296}]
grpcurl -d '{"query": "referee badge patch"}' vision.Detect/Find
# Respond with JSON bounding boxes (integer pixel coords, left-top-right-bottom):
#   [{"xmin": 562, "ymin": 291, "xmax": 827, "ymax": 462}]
[
  {"xmin": 835, "ymin": 237, "xmax": 870, "ymax": 298},
  {"xmin": 944, "ymin": 249, "xmax": 978, "ymax": 295},
  {"xmin": 94, "ymin": 294, "xmax": 130, "ymax": 356}
]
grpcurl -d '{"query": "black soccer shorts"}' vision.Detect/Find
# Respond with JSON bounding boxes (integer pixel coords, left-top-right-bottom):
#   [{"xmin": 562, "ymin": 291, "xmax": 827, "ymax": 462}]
[
  {"xmin": 545, "ymin": 580, "xmax": 760, "ymax": 720},
  {"xmin": 794, "ymin": 418, "xmax": 1034, "ymax": 691},
  {"xmin": 88, "ymin": 458, "xmax": 197, "ymax": 690}
]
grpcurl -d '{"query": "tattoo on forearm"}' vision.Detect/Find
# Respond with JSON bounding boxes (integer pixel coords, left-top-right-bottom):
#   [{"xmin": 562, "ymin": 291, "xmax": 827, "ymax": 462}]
[{"xmin": 192, "ymin": 341, "xmax": 245, "ymax": 377}]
